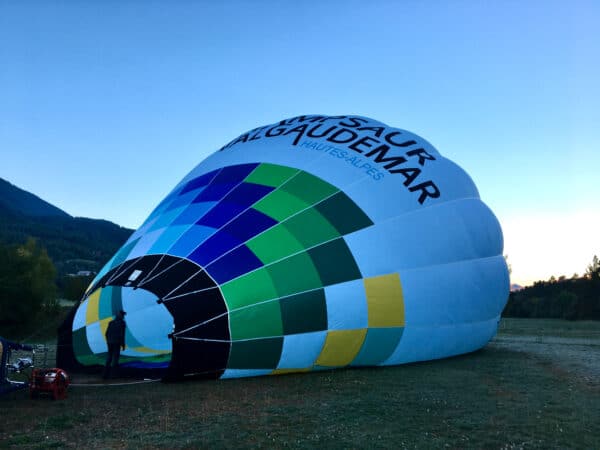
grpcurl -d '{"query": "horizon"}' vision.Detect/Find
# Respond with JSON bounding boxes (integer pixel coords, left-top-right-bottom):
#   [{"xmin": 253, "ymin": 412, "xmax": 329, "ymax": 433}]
[{"xmin": 1, "ymin": 1, "xmax": 598, "ymax": 288}]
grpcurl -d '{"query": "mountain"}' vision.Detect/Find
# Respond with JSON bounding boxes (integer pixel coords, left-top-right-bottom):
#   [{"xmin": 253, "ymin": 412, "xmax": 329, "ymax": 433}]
[
  {"xmin": 0, "ymin": 178, "xmax": 71, "ymax": 218},
  {"xmin": 0, "ymin": 177, "xmax": 133, "ymax": 276}
]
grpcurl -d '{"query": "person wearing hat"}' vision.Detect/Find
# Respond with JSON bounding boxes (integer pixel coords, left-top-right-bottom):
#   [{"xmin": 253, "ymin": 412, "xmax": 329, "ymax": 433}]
[{"xmin": 103, "ymin": 310, "xmax": 127, "ymax": 379}]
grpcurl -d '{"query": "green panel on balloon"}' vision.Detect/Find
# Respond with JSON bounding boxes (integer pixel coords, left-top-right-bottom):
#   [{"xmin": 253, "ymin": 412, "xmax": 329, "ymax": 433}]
[
  {"xmin": 280, "ymin": 289, "xmax": 327, "ymax": 335},
  {"xmin": 267, "ymin": 252, "xmax": 323, "ymax": 297},
  {"xmin": 244, "ymin": 163, "xmax": 299, "ymax": 188},
  {"xmin": 77, "ymin": 353, "xmax": 106, "ymax": 366},
  {"xmin": 315, "ymin": 191, "xmax": 374, "ymax": 235},
  {"xmin": 283, "ymin": 208, "xmax": 340, "ymax": 248},
  {"xmin": 246, "ymin": 224, "xmax": 304, "ymax": 265},
  {"xmin": 309, "ymin": 238, "xmax": 362, "ymax": 286},
  {"xmin": 72, "ymin": 327, "xmax": 93, "ymax": 360},
  {"xmin": 351, "ymin": 327, "xmax": 404, "ymax": 366},
  {"xmin": 253, "ymin": 190, "xmax": 309, "ymax": 222},
  {"xmin": 144, "ymin": 354, "xmax": 172, "ymax": 363},
  {"xmin": 228, "ymin": 337, "xmax": 283, "ymax": 369},
  {"xmin": 73, "ymin": 326, "xmax": 105, "ymax": 366},
  {"xmin": 221, "ymin": 268, "xmax": 278, "ymax": 310},
  {"xmin": 280, "ymin": 171, "xmax": 338, "ymax": 205},
  {"xmin": 229, "ymin": 300, "xmax": 283, "ymax": 340}
]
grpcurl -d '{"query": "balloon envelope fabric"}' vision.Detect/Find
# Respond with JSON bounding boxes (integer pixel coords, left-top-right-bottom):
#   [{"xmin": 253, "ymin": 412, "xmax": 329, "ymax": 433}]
[{"xmin": 58, "ymin": 115, "xmax": 509, "ymax": 379}]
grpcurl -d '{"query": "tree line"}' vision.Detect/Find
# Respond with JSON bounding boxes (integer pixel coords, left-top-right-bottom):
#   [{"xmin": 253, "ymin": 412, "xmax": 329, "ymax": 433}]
[
  {"xmin": 503, "ymin": 255, "xmax": 600, "ymax": 320},
  {"xmin": 0, "ymin": 206, "xmax": 131, "ymax": 277}
]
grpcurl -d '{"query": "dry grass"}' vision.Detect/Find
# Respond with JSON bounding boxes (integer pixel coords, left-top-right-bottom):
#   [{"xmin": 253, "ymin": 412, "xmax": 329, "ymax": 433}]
[{"xmin": 1, "ymin": 319, "xmax": 599, "ymax": 449}]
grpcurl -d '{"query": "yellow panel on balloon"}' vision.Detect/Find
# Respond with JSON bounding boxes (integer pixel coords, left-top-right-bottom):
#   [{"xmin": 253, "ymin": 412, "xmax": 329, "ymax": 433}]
[
  {"xmin": 364, "ymin": 273, "xmax": 405, "ymax": 327},
  {"xmin": 99, "ymin": 317, "xmax": 112, "ymax": 340},
  {"xmin": 85, "ymin": 290, "xmax": 101, "ymax": 325},
  {"xmin": 315, "ymin": 329, "xmax": 367, "ymax": 367}
]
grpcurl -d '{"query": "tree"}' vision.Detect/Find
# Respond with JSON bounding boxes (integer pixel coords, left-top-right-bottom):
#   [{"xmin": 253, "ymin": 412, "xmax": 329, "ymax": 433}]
[
  {"xmin": 560, "ymin": 291, "xmax": 579, "ymax": 320},
  {"xmin": 0, "ymin": 238, "xmax": 57, "ymax": 338},
  {"xmin": 586, "ymin": 255, "xmax": 600, "ymax": 280}
]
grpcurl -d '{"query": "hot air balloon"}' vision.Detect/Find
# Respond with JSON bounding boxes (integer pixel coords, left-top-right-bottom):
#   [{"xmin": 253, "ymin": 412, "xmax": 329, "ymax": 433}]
[{"xmin": 57, "ymin": 115, "xmax": 509, "ymax": 380}]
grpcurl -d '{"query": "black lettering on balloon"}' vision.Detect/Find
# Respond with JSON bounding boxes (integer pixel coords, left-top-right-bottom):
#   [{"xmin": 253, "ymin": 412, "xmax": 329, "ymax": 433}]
[
  {"xmin": 284, "ymin": 124, "xmax": 309, "ymax": 146},
  {"xmin": 339, "ymin": 117, "xmax": 369, "ymax": 128},
  {"xmin": 249, "ymin": 126, "xmax": 267, "ymax": 142},
  {"xmin": 266, "ymin": 126, "xmax": 288, "ymax": 137},
  {"xmin": 218, "ymin": 116, "xmax": 442, "ymax": 205},
  {"xmin": 287, "ymin": 115, "xmax": 328, "ymax": 125},
  {"xmin": 364, "ymin": 144, "xmax": 407, "ymax": 169},
  {"xmin": 389, "ymin": 167, "xmax": 421, "ymax": 186},
  {"xmin": 327, "ymin": 115, "xmax": 349, "ymax": 122},
  {"xmin": 307, "ymin": 124, "xmax": 337, "ymax": 139},
  {"xmin": 358, "ymin": 126, "xmax": 385, "ymax": 138},
  {"xmin": 327, "ymin": 128, "xmax": 359, "ymax": 144},
  {"xmin": 229, "ymin": 133, "xmax": 249, "ymax": 146},
  {"xmin": 385, "ymin": 131, "xmax": 416, "ymax": 148},
  {"xmin": 407, "ymin": 148, "xmax": 436, "ymax": 166},
  {"xmin": 409, "ymin": 181, "xmax": 441, "ymax": 204},
  {"xmin": 348, "ymin": 136, "xmax": 379, "ymax": 154}
]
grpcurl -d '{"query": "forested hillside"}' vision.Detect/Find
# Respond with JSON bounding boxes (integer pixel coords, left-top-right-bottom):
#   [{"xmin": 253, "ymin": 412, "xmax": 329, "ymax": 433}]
[{"xmin": 0, "ymin": 178, "xmax": 132, "ymax": 275}]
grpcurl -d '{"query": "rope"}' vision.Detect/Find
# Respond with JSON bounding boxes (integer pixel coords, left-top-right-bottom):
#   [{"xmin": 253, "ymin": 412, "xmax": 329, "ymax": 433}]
[{"xmin": 69, "ymin": 378, "xmax": 161, "ymax": 387}]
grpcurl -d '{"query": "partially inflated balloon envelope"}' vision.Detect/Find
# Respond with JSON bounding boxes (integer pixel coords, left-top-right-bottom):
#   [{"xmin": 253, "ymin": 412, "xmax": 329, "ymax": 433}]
[{"xmin": 57, "ymin": 115, "xmax": 509, "ymax": 379}]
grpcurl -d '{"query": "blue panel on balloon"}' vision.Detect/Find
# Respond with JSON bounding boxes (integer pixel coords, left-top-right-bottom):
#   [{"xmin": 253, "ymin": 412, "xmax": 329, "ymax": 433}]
[
  {"xmin": 122, "ymin": 361, "xmax": 170, "ymax": 369},
  {"xmin": 187, "ymin": 230, "xmax": 242, "ymax": 266},
  {"xmin": 206, "ymin": 245, "xmax": 263, "ymax": 284},
  {"xmin": 197, "ymin": 182, "xmax": 274, "ymax": 228},
  {"xmin": 172, "ymin": 202, "xmax": 216, "ymax": 226},
  {"xmin": 166, "ymin": 190, "xmax": 204, "ymax": 212},
  {"xmin": 197, "ymin": 201, "xmax": 246, "ymax": 228},
  {"xmin": 212, "ymin": 163, "xmax": 258, "ymax": 184},
  {"xmin": 147, "ymin": 190, "xmax": 181, "ymax": 221},
  {"xmin": 223, "ymin": 182, "xmax": 274, "ymax": 207},
  {"xmin": 223, "ymin": 208, "xmax": 277, "ymax": 242},
  {"xmin": 180, "ymin": 169, "xmax": 219, "ymax": 195},
  {"xmin": 168, "ymin": 225, "xmax": 215, "ymax": 257},
  {"xmin": 193, "ymin": 183, "xmax": 237, "ymax": 203}
]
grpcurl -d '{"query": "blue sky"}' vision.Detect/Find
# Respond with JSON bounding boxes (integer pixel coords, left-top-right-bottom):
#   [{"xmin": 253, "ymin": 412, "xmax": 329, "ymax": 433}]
[{"xmin": 1, "ymin": 0, "xmax": 598, "ymax": 286}]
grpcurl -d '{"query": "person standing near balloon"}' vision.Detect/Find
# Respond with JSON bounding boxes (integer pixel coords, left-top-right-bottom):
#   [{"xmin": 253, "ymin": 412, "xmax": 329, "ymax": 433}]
[{"xmin": 103, "ymin": 310, "xmax": 126, "ymax": 379}]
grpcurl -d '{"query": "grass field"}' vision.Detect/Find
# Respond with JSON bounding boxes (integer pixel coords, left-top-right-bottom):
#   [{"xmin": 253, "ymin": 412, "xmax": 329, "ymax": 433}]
[
  {"xmin": 1, "ymin": 318, "xmax": 599, "ymax": 449},
  {"xmin": 498, "ymin": 318, "xmax": 600, "ymax": 339}
]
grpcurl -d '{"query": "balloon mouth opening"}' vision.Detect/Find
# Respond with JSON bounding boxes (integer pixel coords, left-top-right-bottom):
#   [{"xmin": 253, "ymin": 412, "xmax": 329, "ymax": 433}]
[{"xmin": 67, "ymin": 254, "xmax": 231, "ymax": 379}]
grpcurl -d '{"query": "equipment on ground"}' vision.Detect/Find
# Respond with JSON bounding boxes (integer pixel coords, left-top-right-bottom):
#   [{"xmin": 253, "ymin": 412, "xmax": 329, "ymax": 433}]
[{"xmin": 29, "ymin": 368, "xmax": 70, "ymax": 400}]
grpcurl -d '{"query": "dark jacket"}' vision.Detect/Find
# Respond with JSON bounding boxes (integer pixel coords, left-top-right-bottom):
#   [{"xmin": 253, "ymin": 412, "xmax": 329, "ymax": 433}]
[{"xmin": 105, "ymin": 317, "xmax": 126, "ymax": 346}]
